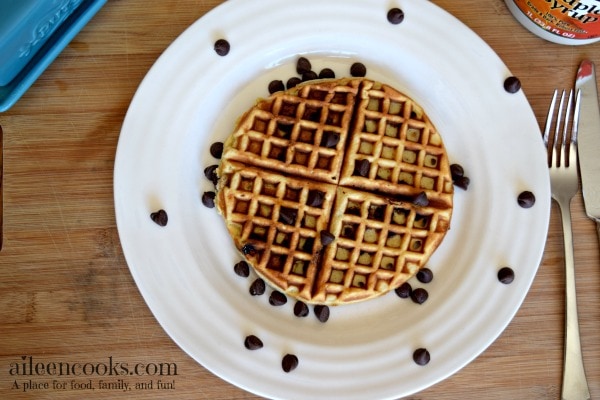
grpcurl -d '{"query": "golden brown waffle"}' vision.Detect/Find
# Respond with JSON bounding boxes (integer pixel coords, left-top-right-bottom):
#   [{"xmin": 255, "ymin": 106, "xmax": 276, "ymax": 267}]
[{"xmin": 217, "ymin": 78, "xmax": 453, "ymax": 305}]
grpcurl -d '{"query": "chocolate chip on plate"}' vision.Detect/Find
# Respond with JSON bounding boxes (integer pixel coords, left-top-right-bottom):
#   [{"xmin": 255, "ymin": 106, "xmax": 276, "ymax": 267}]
[
  {"xmin": 286, "ymin": 77, "xmax": 302, "ymax": 89},
  {"xmin": 210, "ymin": 142, "xmax": 224, "ymax": 158},
  {"xmin": 302, "ymin": 71, "xmax": 318, "ymax": 82},
  {"xmin": 416, "ymin": 268, "xmax": 434, "ymax": 284},
  {"xmin": 204, "ymin": 164, "xmax": 219, "ymax": 186},
  {"xmin": 296, "ymin": 57, "xmax": 312, "ymax": 74},
  {"xmin": 318, "ymin": 68, "xmax": 336, "ymax": 79},
  {"xmin": 350, "ymin": 62, "xmax": 367, "ymax": 77},
  {"xmin": 517, "ymin": 191, "xmax": 535, "ymax": 208},
  {"xmin": 454, "ymin": 176, "xmax": 470, "ymax": 190},
  {"xmin": 269, "ymin": 291, "xmax": 288, "ymax": 306},
  {"xmin": 504, "ymin": 76, "xmax": 521, "ymax": 93},
  {"xmin": 314, "ymin": 305, "xmax": 330, "ymax": 323},
  {"xmin": 450, "ymin": 163, "xmax": 464, "ymax": 179},
  {"xmin": 497, "ymin": 267, "xmax": 515, "ymax": 284},
  {"xmin": 268, "ymin": 79, "xmax": 285, "ymax": 94},
  {"xmin": 282, "ymin": 354, "xmax": 299, "ymax": 373},
  {"xmin": 411, "ymin": 288, "xmax": 429, "ymax": 304},
  {"xmin": 294, "ymin": 301, "xmax": 309, "ymax": 317},
  {"xmin": 244, "ymin": 335, "xmax": 263, "ymax": 350},
  {"xmin": 201, "ymin": 191, "xmax": 216, "ymax": 208},
  {"xmin": 413, "ymin": 348, "xmax": 431, "ymax": 366},
  {"xmin": 387, "ymin": 8, "xmax": 405, "ymax": 24},
  {"xmin": 150, "ymin": 209, "xmax": 168, "ymax": 226},
  {"xmin": 234, "ymin": 261, "xmax": 250, "ymax": 277},
  {"xmin": 319, "ymin": 230, "xmax": 335, "ymax": 246},
  {"xmin": 214, "ymin": 39, "xmax": 230, "ymax": 56},
  {"xmin": 249, "ymin": 278, "xmax": 266, "ymax": 296},
  {"xmin": 395, "ymin": 282, "xmax": 412, "ymax": 298}
]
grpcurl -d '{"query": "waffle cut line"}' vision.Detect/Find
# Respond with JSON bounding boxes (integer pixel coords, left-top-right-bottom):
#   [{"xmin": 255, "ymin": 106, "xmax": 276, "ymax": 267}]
[{"xmin": 217, "ymin": 78, "xmax": 453, "ymax": 305}]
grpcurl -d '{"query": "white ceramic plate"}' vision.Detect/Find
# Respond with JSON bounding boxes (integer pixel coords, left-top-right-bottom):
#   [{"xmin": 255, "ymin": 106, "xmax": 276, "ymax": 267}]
[{"xmin": 114, "ymin": 1, "xmax": 550, "ymax": 399}]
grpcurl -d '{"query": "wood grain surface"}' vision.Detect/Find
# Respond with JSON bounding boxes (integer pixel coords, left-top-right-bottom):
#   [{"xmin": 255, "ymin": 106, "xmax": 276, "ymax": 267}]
[{"xmin": 0, "ymin": 1, "xmax": 599, "ymax": 399}]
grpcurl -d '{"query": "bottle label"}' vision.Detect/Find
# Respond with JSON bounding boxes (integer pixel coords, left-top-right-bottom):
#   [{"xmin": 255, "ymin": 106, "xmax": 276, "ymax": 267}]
[{"xmin": 512, "ymin": 0, "xmax": 600, "ymax": 39}]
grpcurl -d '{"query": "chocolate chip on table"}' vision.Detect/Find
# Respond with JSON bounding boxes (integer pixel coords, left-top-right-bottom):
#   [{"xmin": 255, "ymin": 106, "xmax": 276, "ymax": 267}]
[
  {"xmin": 517, "ymin": 191, "xmax": 535, "ymax": 208},
  {"xmin": 150, "ymin": 209, "xmax": 168, "ymax": 226},
  {"xmin": 269, "ymin": 291, "xmax": 288, "ymax": 306},
  {"xmin": 286, "ymin": 77, "xmax": 302, "ymax": 89},
  {"xmin": 416, "ymin": 268, "xmax": 434, "ymax": 284},
  {"xmin": 214, "ymin": 39, "xmax": 230, "ymax": 56},
  {"xmin": 268, "ymin": 80, "xmax": 285, "ymax": 94},
  {"xmin": 411, "ymin": 288, "xmax": 429, "ymax": 304},
  {"xmin": 294, "ymin": 301, "xmax": 309, "ymax": 317},
  {"xmin": 244, "ymin": 335, "xmax": 263, "ymax": 350},
  {"xmin": 354, "ymin": 159, "xmax": 370, "ymax": 177},
  {"xmin": 387, "ymin": 8, "xmax": 405, "ymax": 24},
  {"xmin": 350, "ymin": 62, "xmax": 367, "ymax": 77},
  {"xmin": 320, "ymin": 230, "xmax": 335, "ymax": 246},
  {"xmin": 296, "ymin": 57, "xmax": 312, "ymax": 74},
  {"xmin": 234, "ymin": 261, "xmax": 250, "ymax": 277},
  {"xmin": 503, "ymin": 76, "xmax": 521, "ymax": 93},
  {"xmin": 204, "ymin": 164, "xmax": 219, "ymax": 186},
  {"xmin": 314, "ymin": 305, "xmax": 330, "ymax": 323},
  {"xmin": 242, "ymin": 243, "xmax": 257, "ymax": 256},
  {"xmin": 318, "ymin": 68, "xmax": 335, "ymax": 79},
  {"xmin": 249, "ymin": 278, "xmax": 266, "ymax": 296},
  {"xmin": 413, "ymin": 348, "xmax": 431, "ymax": 366},
  {"xmin": 412, "ymin": 191, "xmax": 429, "ymax": 207},
  {"xmin": 210, "ymin": 142, "xmax": 224, "ymax": 158},
  {"xmin": 395, "ymin": 282, "xmax": 412, "ymax": 298},
  {"xmin": 497, "ymin": 267, "xmax": 515, "ymax": 284},
  {"xmin": 201, "ymin": 191, "xmax": 216, "ymax": 208},
  {"xmin": 282, "ymin": 354, "xmax": 299, "ymax": 373},
  {"xmin": 453, "ymin": 176, "xmax": 470, "ymax": 190}
]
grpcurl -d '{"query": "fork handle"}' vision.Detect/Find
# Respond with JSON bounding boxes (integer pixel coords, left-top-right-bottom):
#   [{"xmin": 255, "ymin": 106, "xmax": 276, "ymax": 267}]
[{"xmin": 558, "ymin": 200, "xmax": 590, "ymax": 400}]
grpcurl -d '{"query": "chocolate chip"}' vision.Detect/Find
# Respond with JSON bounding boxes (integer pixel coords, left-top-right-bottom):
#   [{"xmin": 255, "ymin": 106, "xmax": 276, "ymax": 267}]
[
  {"xmin": 517, "ymin": 191, "xmax": 535, "ymax": 208},
  {"xmin": 214, "ymin": 39, "xmax": 230, "ymax": 56},
  {"xmin": 387, "ymin": 8, "xmax": 405, "ymax": 24},
  {"xmin": 314, "ymin": 305, "xmax": 330, "ymax": 323},
  {"xmin": 150, "ymin": 209, "xmax": 168, "ymax": 226},
  {"xmin": 282, "ymin": 354, "xmax": 299, "ymax": 373},
  {"xmin": 249, "ymin": 278, "xmax": 266, "ymax": 296},
  {"xmin": 234, "ymin": 261, "xmax": 250, "ymax": 277},
  {"xmin": 320, "ymin": 131, "xmax": 340, "ymax": 148},
  {"xmin": 412, "ymin": 192, "xmax": 429, "ymax": 207},
  {"xmin": 354, "ymin": 159, "xmax": 370, "ymax": 177},
  {"xmin": 307, "ymin": 190, "xmax": 325, "ymax": 207},
  {"xmin": 268, "ymin": 80, "xmax": 285, "ymax": 94},
  {"xmin": 395, "ymin": 282, "xmax": 412, "ymax": 298},
  {"xmin": 454, "ymin": 176, "xmax": 470, "ymax": 190},
  {"xmin": 504, "ymin": 76, "xmax": 521, "ymax": 93},
  {"xmin": 286, "ymin": 77, "xmax": 302, "ymax": 89},
  {"xmin": 202, "ymin": 191, "xmax": 216, "ymax": 208},
  {"xmin": 269, "ymin": 291, "xmax": 288, "ymax": 306},
  {"xmin": 498, "ymin": 267, "xmax": 515, "ymax": 284},
  {"xmin": 244, "ymin": 335, "xmax": 263, "ymax": 350},
  {"xmin": 302, "ymin": 71, "xmax": 318, "ymax": 82},
  {"xmin": 350, "ymin": 62, "xmax": 367, "ymax": 77},
  {"xmin": 416, "ymin": 268, "xmax": 433, "ymax": 284},
  {"xmin": 242, "ymin": 243, "xmax": 257, "ymax": 256},
  {"xmin": 413, "ymin": 348, "xmax": 431, "ymax": 366},
  {"xmin": 319, "ymin": 68, "xmax": 335, "ymax": 79},
  {"xmin": 294, "ymin": 301, "xmax": 309, "ymax": 317},
  {"xmin": 210, "ymin": 142, "xmax": 224, "ymax": 158},
  {"xmin": 450, "ymin": 163, "xmax": 464, "ymax": 179},
  {"xmin": 411, "ymin": 288, "xmax": 429, "ymax": 304},
  {"xmin": 296, "ymin": 57, "xmax": 312, "ymax": 74},
  {"xmin": 320, "ymin": 230, "xmax": 335, "ymax": 246},
  {"xmin": 204, "ymin": 164, "xmax": 219, "ymax": 186},
  {"xmin": 279, "ymin": 208, "xmax": 297, "ymax": 225}
]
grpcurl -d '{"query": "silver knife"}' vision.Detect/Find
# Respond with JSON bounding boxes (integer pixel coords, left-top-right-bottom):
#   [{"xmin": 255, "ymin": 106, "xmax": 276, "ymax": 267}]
[{"xmin": 575, "ymin": 60, "xmax": 600, "ymax": 241}]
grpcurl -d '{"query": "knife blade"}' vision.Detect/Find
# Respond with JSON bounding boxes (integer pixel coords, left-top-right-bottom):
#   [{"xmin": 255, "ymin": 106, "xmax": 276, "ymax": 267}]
[{"xmin": 575, "ymin": 60, "xmax": 600, "ymax": 240}]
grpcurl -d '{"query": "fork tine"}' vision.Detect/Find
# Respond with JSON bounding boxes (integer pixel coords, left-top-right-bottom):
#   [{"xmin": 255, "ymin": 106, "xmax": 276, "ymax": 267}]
[
  {"xmin": 543, "ymin": 89, "xmax": 558, "ymax": 146},
  {"xmin": 553, "ymin": 90, "xmax": 567, "ymax": 167},
  {"xmin": 561, "ymin": 90, "xmax": 573, "ymax": 166},
  {"xmin": 567, "ymin": 89, "xmax": 582, "ymax": 167}
]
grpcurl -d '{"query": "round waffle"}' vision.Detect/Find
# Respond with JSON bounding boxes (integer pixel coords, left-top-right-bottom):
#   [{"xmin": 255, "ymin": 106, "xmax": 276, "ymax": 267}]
[{"xmin": 217, "ymin": 78, "xmax": 453, "ymax": 305}]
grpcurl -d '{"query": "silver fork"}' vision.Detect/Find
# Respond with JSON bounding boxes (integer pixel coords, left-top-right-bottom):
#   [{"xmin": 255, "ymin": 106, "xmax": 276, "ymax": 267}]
[{"xmin": 543, "ymin": 89, "xmax": 590, "ymax": 400}]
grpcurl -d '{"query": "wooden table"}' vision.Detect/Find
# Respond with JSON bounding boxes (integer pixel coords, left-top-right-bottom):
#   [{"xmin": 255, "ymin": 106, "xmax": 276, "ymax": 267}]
[{"xmin": 1, "ymin": 1, "xmax": 598, "ymax": 399}]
